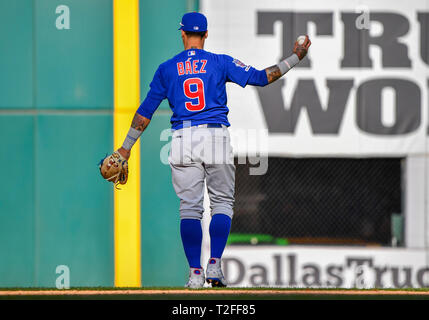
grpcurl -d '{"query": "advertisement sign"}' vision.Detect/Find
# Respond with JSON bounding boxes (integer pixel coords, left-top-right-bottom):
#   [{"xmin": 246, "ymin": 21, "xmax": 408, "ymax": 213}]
[
  {"xmin": 203, "ymin": 0, "xmax": 429, "ymax": 156},
  {"xmin": 223, "ymin": 246, "xmax": 429, "ymax": 288}
]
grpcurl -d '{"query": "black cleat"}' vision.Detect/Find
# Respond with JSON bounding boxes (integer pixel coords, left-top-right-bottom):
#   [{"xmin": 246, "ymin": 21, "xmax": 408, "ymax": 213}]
[{"xmin": 207, "ymin": 278, "xmax": 227, "ymax": 287}]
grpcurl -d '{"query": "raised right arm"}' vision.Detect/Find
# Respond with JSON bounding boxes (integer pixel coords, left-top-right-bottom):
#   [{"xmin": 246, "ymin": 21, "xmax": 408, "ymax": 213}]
[{"xmin": 250, "ymin": 35, "xmax": 312, "ymax": 86}]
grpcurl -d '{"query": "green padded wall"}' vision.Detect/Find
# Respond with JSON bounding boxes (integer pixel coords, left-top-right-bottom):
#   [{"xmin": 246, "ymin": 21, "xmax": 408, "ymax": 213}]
[
  {"xmin": 35, "ymin": 0, "xmax": 113, "ymax": 109},
  {"xmin": 0, "ymin": 0, "xmax": 33, "ymax": 108},
  {"xmin": 34, "ymin": 114, "xmax": 114, "ymax": 286},
  {"xmin": 0, "ymin": 116, "xmax": 35, "ymax": 286},
  {"xmin": 140, "ymin": 114, "xmax": 186, "ymax": 286},
  {"xmin": 139, "ymin": 0, "xmax": 198, "ymax": 286},
  {"xmin": 0, "ymin": 0, "xmax": 200, "ymax": 288},
  {"xmin": 0, "ymin": 0, "xmax": 114, "ymax": 287}
]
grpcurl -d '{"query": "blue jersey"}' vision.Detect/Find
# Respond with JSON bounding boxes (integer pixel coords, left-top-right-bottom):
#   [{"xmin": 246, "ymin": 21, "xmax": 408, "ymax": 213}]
[{"xmin": 137, "ymin": 49, "xmax": 267, "ymax": 130}]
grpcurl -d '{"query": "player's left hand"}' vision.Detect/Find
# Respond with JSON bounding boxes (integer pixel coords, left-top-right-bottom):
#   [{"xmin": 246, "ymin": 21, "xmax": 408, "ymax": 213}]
[
  {"xmin": 98, "ymin": 150, "xmax": 129, "ymax": 187},
  {"xmin": 293, "ymin": 35, "xmax": 311, "ymax": 60}
]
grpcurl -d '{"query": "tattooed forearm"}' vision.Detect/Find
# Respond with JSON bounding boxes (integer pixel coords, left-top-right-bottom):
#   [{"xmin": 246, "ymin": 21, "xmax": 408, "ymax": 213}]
[
  {"xmin": 131, "ymin": 112, "xmax": 150, "ymax": 132},
  {"xmin": 120, "ymin": 113, "xmax": 150, "ymax": 154},
  {"xmin": 265, "ymin": 65, "xmax": 283, "ymax": 84}
]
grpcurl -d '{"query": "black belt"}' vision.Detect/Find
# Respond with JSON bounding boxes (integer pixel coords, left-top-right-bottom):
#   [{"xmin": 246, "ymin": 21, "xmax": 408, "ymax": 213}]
[
  {"xmin": 207, "ymin": 123, "xmax": 223, "ymax": 128},
  {"xmin": 192, "ymin": 123, "xmax": 223, "ymax": 128}
]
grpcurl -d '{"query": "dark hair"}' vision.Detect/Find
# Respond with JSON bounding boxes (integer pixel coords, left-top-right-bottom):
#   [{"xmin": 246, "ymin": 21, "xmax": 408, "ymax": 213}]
[{"xmin": 184, "ymin": 30, "xmax": 207, "ymax": 38}]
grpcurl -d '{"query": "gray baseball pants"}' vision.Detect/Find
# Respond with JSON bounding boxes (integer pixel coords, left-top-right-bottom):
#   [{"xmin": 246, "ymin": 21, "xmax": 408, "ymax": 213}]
[{"xmin": 168, "ymin": 124, "xmax": 235, "ymax": 220}]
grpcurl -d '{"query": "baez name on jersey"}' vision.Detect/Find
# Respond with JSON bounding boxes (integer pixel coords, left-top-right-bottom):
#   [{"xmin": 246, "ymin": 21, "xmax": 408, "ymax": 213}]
[{"xmin": 177, "ymin": 59, "xmax": 207, "ymax": 76}]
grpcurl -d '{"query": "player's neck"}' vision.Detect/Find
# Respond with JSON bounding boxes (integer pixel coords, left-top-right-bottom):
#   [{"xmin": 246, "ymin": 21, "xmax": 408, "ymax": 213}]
[
  {"xmin": 184, "ymin": 40, "xmax": 204, "ymax": 50},
  {"xmin": 185, "ymin": 45, "xmax": 204, "ymax": 50}
]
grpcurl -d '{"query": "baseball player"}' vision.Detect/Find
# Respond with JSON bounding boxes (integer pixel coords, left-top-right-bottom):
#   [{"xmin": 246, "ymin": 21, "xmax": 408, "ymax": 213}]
[{"xmin": 100, "ymin": 12, "xmax": 311, "ymax": 288}]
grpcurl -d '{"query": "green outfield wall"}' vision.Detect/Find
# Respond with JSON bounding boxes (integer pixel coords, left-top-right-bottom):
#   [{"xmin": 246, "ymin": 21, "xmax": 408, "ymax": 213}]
[
  {"xmin": 0, "ymin": 0, "xmax": 195, "ymax": 287},
  {"xmin": 139, "ymin": 0, "xmax": 198, "ymax": 287}
]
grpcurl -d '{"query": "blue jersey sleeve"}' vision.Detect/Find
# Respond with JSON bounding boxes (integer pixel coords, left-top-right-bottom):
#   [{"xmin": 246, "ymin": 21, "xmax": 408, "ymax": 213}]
[
  {"xmin": 223, "ymin": 55, "xmax": 256, "ymax": 88},
  {"xmin": 136, "ymin": 66, "xmax": 167, "ymax": 119},
  {"xmin": 247, "ymin": 69, "xmax": 269, "ymax": 87}
]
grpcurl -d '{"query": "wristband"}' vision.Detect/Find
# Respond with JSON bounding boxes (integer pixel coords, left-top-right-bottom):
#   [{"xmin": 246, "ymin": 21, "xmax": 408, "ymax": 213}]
[
  {"xmin": 122, "ymin": 127, "xmax": 143, "ymax": 150},
  {"xmin": 277, "ymin": 54, "xmax": 300, "ymax": 75}
]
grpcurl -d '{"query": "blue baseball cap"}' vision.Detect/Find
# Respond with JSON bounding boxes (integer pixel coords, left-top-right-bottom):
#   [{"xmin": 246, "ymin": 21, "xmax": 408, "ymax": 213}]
[{"xmin": 178, "ymin": 12, "xmax": 208, "ymax": 32}]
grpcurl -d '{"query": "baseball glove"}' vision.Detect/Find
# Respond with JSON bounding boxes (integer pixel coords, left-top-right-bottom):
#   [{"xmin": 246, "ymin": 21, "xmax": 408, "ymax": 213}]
[{"xmin": 98, "ymin": 150, "xmax": 128, "ymax": 187}]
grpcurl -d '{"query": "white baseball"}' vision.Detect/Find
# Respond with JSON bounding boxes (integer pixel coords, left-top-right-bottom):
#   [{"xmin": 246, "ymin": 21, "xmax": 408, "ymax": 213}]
[{"xmin": 297, "ymin": 35, "xmax": 306, "ymax": 45}]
